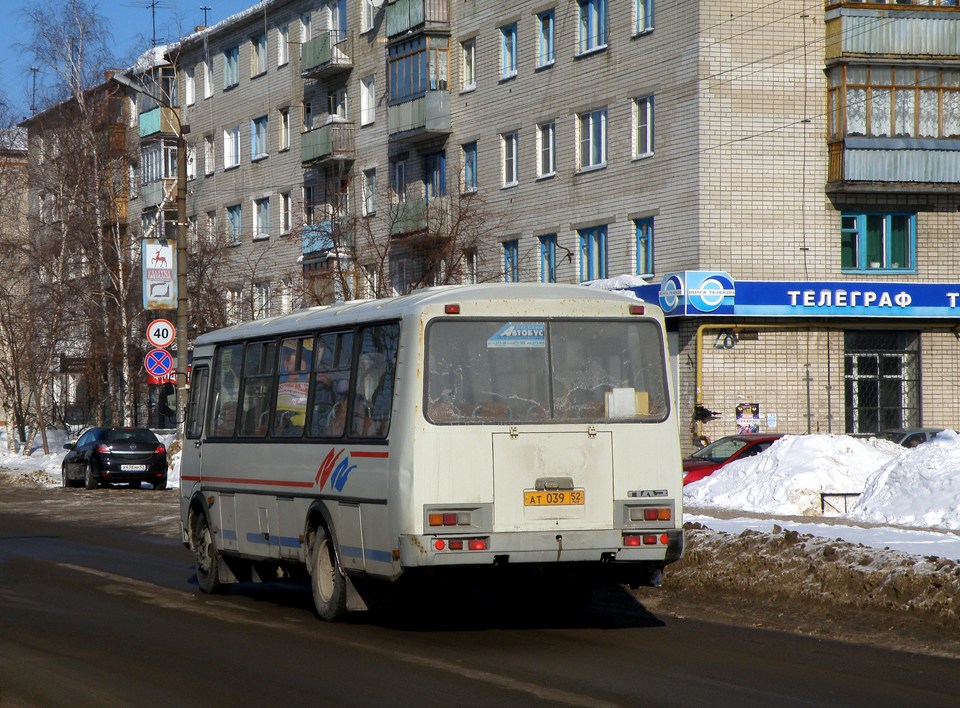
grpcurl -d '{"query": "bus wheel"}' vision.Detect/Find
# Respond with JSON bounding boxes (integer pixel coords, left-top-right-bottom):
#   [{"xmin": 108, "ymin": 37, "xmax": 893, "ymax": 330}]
[
  {"xmin": 311, "ymin": 526, "xmax": 347, "ymax": 621},
  {"xmin": 193, "ymin": 513, "xmax": 224, "ymax": 594}
]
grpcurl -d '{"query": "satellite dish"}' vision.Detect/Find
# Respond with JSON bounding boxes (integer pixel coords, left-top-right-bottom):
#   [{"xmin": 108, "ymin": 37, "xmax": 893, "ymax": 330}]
[{"xmin": 371, "ymin": 0, "xmax": 385, "ymax": 8}]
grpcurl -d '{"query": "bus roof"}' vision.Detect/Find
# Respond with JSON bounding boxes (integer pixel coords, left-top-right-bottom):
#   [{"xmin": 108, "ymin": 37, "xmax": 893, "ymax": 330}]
[{"xmin": 194, "ymin": 282, "xmax": 654, "ymax": 346}]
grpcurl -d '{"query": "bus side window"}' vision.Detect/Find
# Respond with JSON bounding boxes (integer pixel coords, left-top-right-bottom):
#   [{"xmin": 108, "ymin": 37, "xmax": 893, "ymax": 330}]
[
  {"xmin": 309, "ymin": 331, "xmax": 353, "ymax": 437},
  {"xmin": 350, "ymin": 324, "xmax": 399, "ymax": 438},
  {"xmin": 185, "ymin": 366, "xmax": 209, "ymax": 438},
  {"xmin": 239, "ymin": 340, "xmax": 276, "ymax": 437},
  {"xmin": 209, "ymin": 343, "xmax": 243, "ymax": 437}
]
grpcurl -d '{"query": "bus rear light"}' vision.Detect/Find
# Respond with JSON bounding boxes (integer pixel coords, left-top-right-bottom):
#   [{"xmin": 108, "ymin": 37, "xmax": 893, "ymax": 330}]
[
  {"xmin": 467, "ymin": 538, "xmax": 487, "ymax": 551},
  {"xmin": 629, "ymin": 305, "xmax": 646, "ymax": 315},
  {"xmin": 660, "ymin": 534, "xmax": 670, "ymax": 545},
  {"xmin": 444, "ymin": 304, "xmax": 461, "ymax": 314},
  {"xmin": 432, "ymin": 537, "xmax": 487, "ymax": 552},
  {"xmin": 623, "ymin": 533, "xmax": 642, "ymax": 547},
  {"xmin": 629, "ymin": 507, "xmax": 672, "ymax": 522},
  {"xmin": 449, "ymin": 539, "xmax": 464, "ymax": 550},
  {"xmin": 623, "ymin": 532, "xmax": 667, "ymax": 547},
  {"xmin": 428, "ymin": 511, "xmax": 472, "ymax": 527},
  {"xmin": 434, "ymin": 539, "xmax": 445, "ymax": 550},
  {"xmin": 643, "ymin": 535, "xmax": 658, "ymax": 545}
]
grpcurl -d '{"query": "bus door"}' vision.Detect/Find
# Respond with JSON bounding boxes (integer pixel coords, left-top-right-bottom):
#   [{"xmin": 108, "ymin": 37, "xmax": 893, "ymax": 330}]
[{"xmin": 183, "ymin": 363, "xmax": 210, "ymax": 483}]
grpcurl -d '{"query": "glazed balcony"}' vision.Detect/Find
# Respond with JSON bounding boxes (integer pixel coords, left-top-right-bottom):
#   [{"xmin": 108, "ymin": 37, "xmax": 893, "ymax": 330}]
[
  {"xmin": 301, "ymin": 31, "xmax": 353, "ymax": 78},
  {"xmin": 389, "ymin": 196, "xmax": 449, "ymax": 236},
  {"xmin": 139, "ymin": 106, "xmax": 181, "ymax": 138},
  {"xmin": 301, "ymin": 221, "xmax": 334, "ymax": 256},
  {"xmin": 827, "ymin": 138, "xmax": 960, "ymax": 192},
  {"xmin": 301, "ymin": 122, "xmax": 355, "ymax": 165},
  {"xmin": 386, "ymin": 0, "xmax": 449, "ymax": 38},
  {"xmin": 826, "ymin": 2, "xmax": 960, "ymax": 59},
  {"xmin": 141, "ymin": 178, "xmax": 178, "ymax": 209},
  {"xmin": 388, "ymin": 91, "xmax": 450, "ymax": 141}
]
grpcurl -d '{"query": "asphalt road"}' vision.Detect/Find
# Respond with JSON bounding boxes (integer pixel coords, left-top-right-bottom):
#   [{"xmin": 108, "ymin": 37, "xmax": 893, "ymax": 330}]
[{"xmin": 1, "ymin": 485, "xmax": 959, "ymax": 707}]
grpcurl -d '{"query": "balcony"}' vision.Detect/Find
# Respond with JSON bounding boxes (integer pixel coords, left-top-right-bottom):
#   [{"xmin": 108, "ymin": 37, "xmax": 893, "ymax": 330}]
[
  {"xmin": 139, "ymin": 106, "xmax": 181, "ymax": 138},
  {"xmin": 301, "ymin": 221, "xmax": 334, "ymax": 256},
  {"xmin": 301, "ymin": 31, "xmax": 353, "ymax": 78},
  {"xmin": 389, "ymin": 196, "xmax": 450, "ymax": 236},
  {"xmin": 827, "ymin": 138, "xmax": 960, "ymax": 192},
  {"xmin": 141, "ymin": 178, "xmax": 178, "ymax": 209},
  {"xmin": 388, "ymin": 91, "xmax": 450, "ymax": 141},
  {"xmin": 301, "ymin": 121, "xmax": 355, "ymax": 165},
  {"xmin": 825, "ymin": 2, "xmax": 960, "ymax": 59},
  {"xmin": 386, "ymin": 0, "xmax": 449, "ymax": 38}
]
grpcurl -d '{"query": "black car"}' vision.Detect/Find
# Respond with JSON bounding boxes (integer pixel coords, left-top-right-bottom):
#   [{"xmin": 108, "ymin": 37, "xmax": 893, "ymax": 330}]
[{"xmin": 62, "ymin": 427, "xmax": 168, "ymax": 490}]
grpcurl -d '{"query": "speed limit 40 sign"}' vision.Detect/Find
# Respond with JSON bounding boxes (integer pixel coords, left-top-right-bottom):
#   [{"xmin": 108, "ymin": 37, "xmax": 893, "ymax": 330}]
[{"xmin": 146, "ymin": 319, "xmax": 176, "ymax": 348}]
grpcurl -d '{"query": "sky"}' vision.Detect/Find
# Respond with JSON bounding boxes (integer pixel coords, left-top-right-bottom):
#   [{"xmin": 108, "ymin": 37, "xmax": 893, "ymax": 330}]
[
  {"xmin": 3, "ymin": 427, "xmax": 960, "ymax": 561},
  {"xmin": 0, "ymin": 0, "xmax": 257, "ymax": 123}
]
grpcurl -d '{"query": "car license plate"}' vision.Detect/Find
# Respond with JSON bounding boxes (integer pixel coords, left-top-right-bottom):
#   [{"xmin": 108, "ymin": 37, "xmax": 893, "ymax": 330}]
[
  {"xmin": 121, "ymin": 464, "xmax": 147, "ymax": 472},
  {"xmin": 523, "ymin": 489, "xmax": 585, "ymax": 506}
]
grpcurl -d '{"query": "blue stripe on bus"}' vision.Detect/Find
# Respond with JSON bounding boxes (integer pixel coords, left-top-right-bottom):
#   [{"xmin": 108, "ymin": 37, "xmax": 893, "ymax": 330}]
[
  {"xmin": 341, "ymin": 544, "xmax": 393, "ymax": 564},
  {"xmin": 220, "ymin": 529, "xmax": 238, "ymax": 541},
  {"xmin": 242, "ymin": 532, "xmax": 302, "ymax": 549}
]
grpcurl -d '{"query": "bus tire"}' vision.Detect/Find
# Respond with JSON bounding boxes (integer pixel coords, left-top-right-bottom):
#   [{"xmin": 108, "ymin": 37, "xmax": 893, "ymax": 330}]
[
  {"xmin": 310, "ymin": 525, "xmax": 347, "ymax": 622},
  {"xmin": 193, "ymin": 513, "xmax": 224, "ymax": 594}
]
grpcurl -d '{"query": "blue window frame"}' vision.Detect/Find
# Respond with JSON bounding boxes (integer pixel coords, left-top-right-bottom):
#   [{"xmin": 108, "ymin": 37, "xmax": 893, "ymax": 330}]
[
  {"xmin": 227, "ymin": 204, "xmax": 242, "ymax": 243},
  {"xmin": 841, "ymin": 213, "xmax": 915, "ymax": 272},
  {"xmin": 503, "ymin": 239, "xmax": 519, "ymax": 282},
  {"xmin": 538, "ymin": 11, "xmax": 555, "ymax": 67},
  {"xmin": 462, "ymin": 142, "xmax": 477, "ymax": 192},
  {"xmin": 251, "ymin": 115, "xmax": 268, "ymax": 159},
  {"xmin": 501, "ymin": 23, "xmax": 517, "ymax": 78},
  {"xmin": 223, "ymin": 46, "xmax": 240, "ymax": 88},
  {"xmin": 578, "ymin": 0, "xmax": 607, "ymax": 54},
  {"xmin": 388, "ymin": 36, "xmax": 449, "ymax": 103},
  {"xmin": 635, "ymin": 0, "xmax": 654, "ymax": 34},
  {"xmin": 579, "ymin": 226, "xmax": 607, "ymax": 281},
  {"xmin": 424, "ymin": 151, "xmax": 446, "ymax": 202},
  {"xmin": 539, "ymin": 234, "xmax": 557, "ymax": 283},
  {"xmin": 635, "ymin": 218, "xmax": 654, "ymax": 275}
]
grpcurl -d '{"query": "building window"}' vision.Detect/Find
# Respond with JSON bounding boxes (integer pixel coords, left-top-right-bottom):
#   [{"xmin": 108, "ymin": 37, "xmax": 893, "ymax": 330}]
[
  {"xmin": 844, "ymin": 330, "xmax": 919, "ymax": 435},
  {"xmin": 389, "ymin": 36, "xmax": 448, "ymax": 102},
  {"xmin": 579, "ymin": 225, "xmax": 607, "ymax": 281},
  {"xmin": 184, "ymin": 67, "xmax": 195, "ymax": 105},
  {"xmin": 633, "ymin": 96, "xmax": 654, "ymax": 157},
  {"xmin": 635, "ymin": 217, "xmax": 654, "ymax": 275},
  {"xmin": 503, "ymin": 239, "xmax": 519, "ymax": 282},
  {"xmin": 502, "ymin": 131, "xmax": 518, "ymax": 186},
  {"xmin": 424, "ymin": 151, "xmax": 446, "ymax": 202},
  {"xmin": 463, "ymin": 249, "xmax": 478, "ymax": 284},
  {"xmin": 461, "ymin": 38, "xmax": 476, "ymax": 90},
  {"xmin": 226, "ymin": 287, "xmax": 243, "ymax": 324},
  {"xmin": 203, "ymin": 134, "xmax": 214, "ymax": 175},
  {"xmin": 227, "ymin": 204, "xmax": 242, "ymax": 244},
  {"xmin": 829, "ymin": 66, "xmax": 960, "ymax": 140},
  {"xmin": 202, "ymin": 60, "xmax": 213, "ymax": 98},
  {"xmin": 392, "ymin": 160, "xmax": 406, "ymax": 201},
  {"xmin": 279, "ymin": 108, "xmax": 290, "ymax": 150},
  {"xmin": 280, "ymin": 192, "xmax": 292, "ymax": 234},
  {"xmin": 635, "ymin": 0, "xmax": 653, "ymax": 34},
  {"xmin": 500, "ymin": 23, "xmax": 517, "ymax": 79},
  {"xmin": 360, "ymin": 75, "xmax": 376, "ymax": 126},
  {"xmin": 301, "ymin": 12, "xmax": 312, "ymax": 45},
  {"xmin": 537, "ymin": 121, "xmax": 556, "ymax": 177},
  {"xmin": 578, "ymin": 108, "xmax": 607, "ymax": 170},
  {"xmin": 363, "ymin": 168, "xmax": 377, "ymax": 216},
  {"xmin": 251, "ymin": 33, "xmax": 267, "ymax": 77},
  {"xmin": 223, "ymin": 46, "xmax": 240, "ymax": 89},
  {"xmin": 362, "ymin": 0, "xmax": 376, "ymax": 32},
  {"xmin": 223, "ymin": 126, "xmax": 240, "ymax": 168},
  {"xmin": 462, "ymin": 141, "xmax": 478, "ymax": 192},
  {"xmin": 206, "ymin": 210, "xmax": 217, "ymax": 240},
  {"xmin": 328, "ymin": 87, "xmax": 348, "ymax": 120},
  {"xmin": 255, "ymin": 281, "xmax": 272, "ymax": 319},
  {"xmin": 251, "ymin": 116, "xmax": 268, "ymax": 160},
  {"xmin": 539, "ymin": 234, "xmax": 557, "ymax": 283},
  {"xmin": 840, "ymin": 213, "xmax": 915, "ymax": 272},
  {"xmin": 538, "ymin": 10, "xmax": 555, "ymax": 67},
  {"xmin": 302, "ymin": 101, "xmax": 315, "ymax": 132},
  {"xmin": 253, "ymin": 197, "xmax": 270, "ymax": 239},
  {"xmin": 278, "ymin": 24, "xmax": 289, "ymax": 66},
  {"xmin": 578, "ymin": 0, "xmax": 607, "ymax": 54}
]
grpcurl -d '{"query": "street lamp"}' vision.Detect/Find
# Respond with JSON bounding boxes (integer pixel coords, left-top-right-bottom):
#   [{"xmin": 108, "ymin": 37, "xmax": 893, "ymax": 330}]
[{"xmin": 110, "ymin": 71, "xmax": 190, "ymax": 433}]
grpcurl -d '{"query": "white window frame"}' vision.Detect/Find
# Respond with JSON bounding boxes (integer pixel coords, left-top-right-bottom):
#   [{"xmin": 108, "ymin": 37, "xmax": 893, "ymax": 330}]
[
  {"xmin": 185, "ymin": 67, "xmax": 196, "ymax": 105},
  {"xmin": 462, "ymin": 141, "xmax": 478, "ymax": 193},
  {"xmin": 360, "ymin": 75, "xmax": 376, "ymax": 126},
  {"xmin": 203, "ymin": 134, "xmax": 214, "ymax": 175},
  {"xmin": 502, "ymin": 131, "xmax": 519, "ymax": 187},
  {"xmin": 537, "ymin": 121, "xmax": 556, "ymax": 177},
  {"xmin": 635, "ymin": 0, "xmax": 654, "ymax": 35},
  {"xmin": 278, "ymin": 24, "xmax": 290, "ymax": 66},
  {"xmin": 223, "ymin": 46, "xmax": 240, "ymax": 89},
  {"xmin": 253, "ymin": 197, "xmax": 270, "ymax": 239},
  {"xmin": 251, "ymin": 33, "xmax": 267, "ymax": 77},
  {"xmin": 223, "ymin": 126, "xmax": 241, "ymax": 169},
  {"xmin": 461, "ymin": 38, "xmax": 476, "ymax": 91},
  {"xmin": 227, "ymin": 204, "xmax": 242, "ymax": 243},
  {"xmin": 538, "ymin": 10, "xmax": 555, "ymax": 68},
  {"xmin": 362, "ymin": 0, "xmax": 376, "ymax": 32},
  {"xmin": 633, "ymin": 95, "xmax": 654, "ymax": 158},
  {"xmin": 500, "ymin": 24, "xmax": 518, "ymax": 80},
  {"xmin": 393, "ymin": 160, "xmax": 406, "ymax": 201},
  {"xmin": 578, "ymin": 0, "xmax": 607, "ymax": 55},
  {"xmin": 202, "ymin": 60, "xmax": 213, "ymax": 98},
  {"xmin": 363, "ymin": 168, "xmax": 377, "ymax": 216},
  {"xmin": 279, "ymin": 108, "xmax": 290, "ymax": 151},
  {"xmin": 577, "ymin": 108, "xmax": 607, "ymax": 170},
  {"xmin": 254, "ymin": 281, "xmax": 272, "ymax": 319},
  {"xmin": 280, "ymin": 192, "xmax": 292, "ymax": 234},
  {"xmin": 251, "ymin": 115, "xmax": 268, "ymax": 160}
]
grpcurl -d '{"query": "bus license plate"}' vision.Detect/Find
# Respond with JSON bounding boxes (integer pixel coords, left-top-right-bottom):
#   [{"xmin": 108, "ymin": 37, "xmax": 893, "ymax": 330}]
[
  {"xmin": 523, "ymin": 489, "xmax": 585, "ymax": 506},
  {"xmin": 121, "ymin": 464, "xmax": 147, "ymax": 472}
]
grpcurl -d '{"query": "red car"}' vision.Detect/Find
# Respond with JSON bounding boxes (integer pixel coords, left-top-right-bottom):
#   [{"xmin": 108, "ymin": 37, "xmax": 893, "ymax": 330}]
[{"xmin": 682, "ymin": 434, "xmax": 784, "ymax": 486}]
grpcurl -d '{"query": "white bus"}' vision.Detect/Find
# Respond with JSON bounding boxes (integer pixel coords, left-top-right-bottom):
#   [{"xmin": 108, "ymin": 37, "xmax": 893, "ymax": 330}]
[{"xmin": 180, "ymin": 283, "xmax": 684, "ymax": 620}]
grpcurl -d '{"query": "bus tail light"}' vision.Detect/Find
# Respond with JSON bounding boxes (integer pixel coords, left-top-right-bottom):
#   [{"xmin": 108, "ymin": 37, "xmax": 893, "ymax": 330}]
[
  {"xmin": 629, "ymin": 305, "xmax": 646, "ymax": 315},
  {"xmin": 444, "ymin": 304, "xmax": 461, "ymax": 315},
  {"xmin": 432, "ymin": 537, "xmax": 488, "ymax": 552},
  {"xmin": 629, "ymin": 507, "xmax": 672, "ymax": 522},
  {"xmin": 623, "ymin": 533, "xmax": 668, "ymax": 547},
  {"xmin": 427, "ymin": 511, "xmax": 472, "ymax": 527}
]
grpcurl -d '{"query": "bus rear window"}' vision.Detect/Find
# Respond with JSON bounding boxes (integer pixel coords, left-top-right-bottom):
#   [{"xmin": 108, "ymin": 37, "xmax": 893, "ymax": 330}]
[{"xmin": 425, "ymin": 319, "xmax": 668, "ymax": 424}]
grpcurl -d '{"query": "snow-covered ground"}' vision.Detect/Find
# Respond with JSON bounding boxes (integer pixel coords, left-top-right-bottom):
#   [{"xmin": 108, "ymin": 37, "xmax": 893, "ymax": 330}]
[{"xmin": 2, "ymin": 428, "xmax": 959, "ymax": 560}]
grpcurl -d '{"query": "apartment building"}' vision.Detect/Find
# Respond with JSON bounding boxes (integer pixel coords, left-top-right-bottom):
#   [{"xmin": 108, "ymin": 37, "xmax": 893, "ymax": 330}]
[{"xmin": 120, "ymin": 0, "xmax": 960, "ymax": 449}]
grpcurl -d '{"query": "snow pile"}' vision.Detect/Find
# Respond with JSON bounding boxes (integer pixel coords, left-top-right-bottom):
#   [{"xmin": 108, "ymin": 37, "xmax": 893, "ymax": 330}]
[
  {"xmin": 684, "ymin": 434, "xmax": 903, "ymax": 517},
  {"xmin": 849, "ymin": 430, "xmax": 960, "ymax": 530}
]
